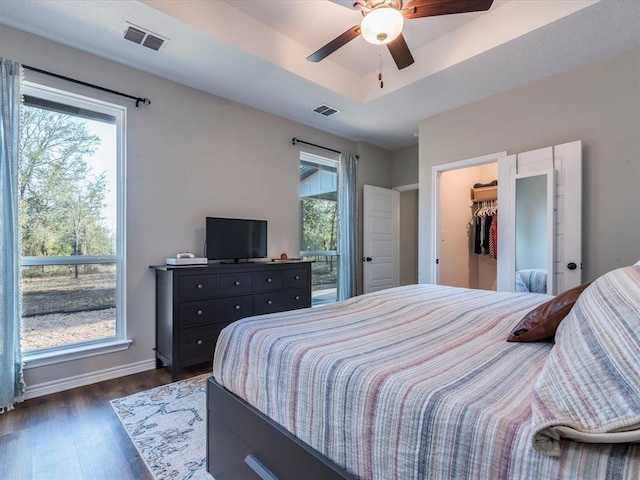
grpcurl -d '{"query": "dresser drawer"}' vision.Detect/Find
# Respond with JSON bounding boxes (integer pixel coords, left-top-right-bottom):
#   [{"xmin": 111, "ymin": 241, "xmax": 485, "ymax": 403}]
[
  {"xmin": 179, "ymin": 299, "xmax": 219, "ymax": 327},
  {"xmin": 217, "ymin": 295, "xmax": 254, "ymax": 321},
  {"xmin": 179, "ymin": 296, "xmax": 254, "ymax": 327},
  {"xmin": 254, "ymin": 288, "xmax": 310, "ymax": 315},
  {"xmin": 283, "ymin": 267, "xmax": 310, "ymax": 288},
  {"xmin": 179, "ymin": 274, "xmax": 219, "ymax": 300},
  {"xmin": 253, "ymin": 270, "xmax": 283, "ymax": 292},
  {"xmin": 179, "ymin": 323, "xmax": 231, "ymax": 363},
  {"xmin": 219, "ymin": 272, "xmax": 253, "ymax": 296}
]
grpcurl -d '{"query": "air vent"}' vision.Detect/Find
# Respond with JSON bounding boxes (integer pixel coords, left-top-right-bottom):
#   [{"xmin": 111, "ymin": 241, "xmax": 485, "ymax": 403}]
[
  {"xmin": 313, "ymin": 104, "xmax": 340, "ymax": 117},
  {"xmin": 123, "ymin": 22, "xmax": 167, "ymax": 51},
  {"xmin": 142, "ymin": 34, "xmax": 165, "ymax": 51},
  {"xmin": 124, "ymin": 26, "xmax": 145, "ymax": 45}
]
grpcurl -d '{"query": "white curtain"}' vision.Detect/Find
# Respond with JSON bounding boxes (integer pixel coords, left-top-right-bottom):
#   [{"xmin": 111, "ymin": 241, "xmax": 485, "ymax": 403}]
[
  {"xmin": 0, "ymin": 57, "xmax": 24, "ymax": 413},
  {"xmin": 337, "ymin": 152, "xmax": 357, "ymax": 300}
]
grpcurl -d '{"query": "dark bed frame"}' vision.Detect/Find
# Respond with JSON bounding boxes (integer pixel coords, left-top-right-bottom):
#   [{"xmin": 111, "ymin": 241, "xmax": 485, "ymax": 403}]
[{"xmin": 207, "ymin": 377, "xmax": 356, "ymax": 480}]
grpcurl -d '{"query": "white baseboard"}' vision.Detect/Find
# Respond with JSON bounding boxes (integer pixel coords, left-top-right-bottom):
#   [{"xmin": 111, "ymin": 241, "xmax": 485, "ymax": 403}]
[{"xmin": 24, "ymin": 359, "xmax": 157, "ymax": 399}]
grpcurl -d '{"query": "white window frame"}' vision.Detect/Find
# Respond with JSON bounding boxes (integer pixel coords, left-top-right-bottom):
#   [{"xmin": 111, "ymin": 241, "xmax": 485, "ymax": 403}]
[{"xmin": 21, "ymin": 82, "xmax": 129, "ymax": 368}]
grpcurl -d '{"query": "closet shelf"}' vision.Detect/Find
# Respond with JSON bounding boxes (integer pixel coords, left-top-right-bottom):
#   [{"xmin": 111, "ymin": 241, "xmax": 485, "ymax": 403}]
[{"xmin": 472, "ymin": 185, "xmax": 498, "ymax": 202}]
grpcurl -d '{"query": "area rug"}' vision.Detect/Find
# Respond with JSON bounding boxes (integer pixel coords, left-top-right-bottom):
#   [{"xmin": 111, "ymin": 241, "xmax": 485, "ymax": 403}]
[{"xmin": 110, "ymin": 373, "xmax": 214, "ymax": 480}]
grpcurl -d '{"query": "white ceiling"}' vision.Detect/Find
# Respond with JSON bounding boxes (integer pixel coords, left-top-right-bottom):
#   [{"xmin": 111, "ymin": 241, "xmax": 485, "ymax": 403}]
[{"xmin": 0, "ymin": 0, "xmax": 639, "ymax": 151}]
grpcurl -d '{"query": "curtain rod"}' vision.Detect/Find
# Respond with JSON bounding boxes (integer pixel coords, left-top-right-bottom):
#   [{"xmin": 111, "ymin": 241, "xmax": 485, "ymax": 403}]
[
  {"xmin": 23, "ymin": 65, "xmax": 151, "ymax": 107},
  {"xmin": 291, "ymin": 137, "xmax": 358, "ymax": 159}
]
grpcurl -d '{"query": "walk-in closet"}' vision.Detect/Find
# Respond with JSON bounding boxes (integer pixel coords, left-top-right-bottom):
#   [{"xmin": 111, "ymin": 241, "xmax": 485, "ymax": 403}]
[{"xmin": 437, "ymin": 162, "xmax": 498, "ymax": 290}]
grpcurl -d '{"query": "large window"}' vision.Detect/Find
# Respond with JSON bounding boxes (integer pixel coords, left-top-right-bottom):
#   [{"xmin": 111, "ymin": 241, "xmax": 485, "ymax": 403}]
[
  {"xmin": 19, "ymin": 83, "xmax": 126, "ymax": 359},
  {"xmin": 299, "ymin": 153, "xmax": 338, "ymax": 306}
]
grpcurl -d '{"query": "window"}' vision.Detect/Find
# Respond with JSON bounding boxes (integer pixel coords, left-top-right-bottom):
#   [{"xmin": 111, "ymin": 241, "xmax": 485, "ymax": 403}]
[
  {"xmin": 299, "ymin": 153, "xmax": 339, "ymax": 306},
  {"xmin": 19, "ymin": 83, "xmax": 126, "ymax": 361}
]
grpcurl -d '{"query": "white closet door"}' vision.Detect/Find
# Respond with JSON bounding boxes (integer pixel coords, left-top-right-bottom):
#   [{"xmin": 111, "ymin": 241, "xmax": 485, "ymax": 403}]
[{"xmin": 497, "ymin": 141, "xmax": 582, "ymax": 294}]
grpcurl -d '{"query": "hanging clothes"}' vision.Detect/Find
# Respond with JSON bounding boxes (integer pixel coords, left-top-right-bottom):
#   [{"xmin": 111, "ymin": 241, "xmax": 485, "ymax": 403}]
[
  {"xmin": 489, "ymin": 214, "xmax": 498, "ymax": 259},
  {"xmin": 482, "ymin": 214, "xmax": 492, "ymax": 254},
  {"xmin": 474, "ymin": 214, "xmax": 482, "ymax": 254},
  {"xmin": 472, "ymin": 199, "xmax": 498, "ymax": 258}
]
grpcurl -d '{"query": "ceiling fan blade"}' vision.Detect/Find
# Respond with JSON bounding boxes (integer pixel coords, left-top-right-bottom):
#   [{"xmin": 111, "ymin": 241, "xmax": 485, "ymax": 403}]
[
  {"xmin": 307, "ymin": 25, "xmax": 361, "ymax": 63},
  {"xmin": 329, "ymin": 0, "xmax": 358, "ymax": 8},
  {"xmin": 403, "ymin": 0, "xmax": 493, "ymax": 19},
  {"xmin": 387, "ymin": 33, "xmax": 414, "ymax": 70}
]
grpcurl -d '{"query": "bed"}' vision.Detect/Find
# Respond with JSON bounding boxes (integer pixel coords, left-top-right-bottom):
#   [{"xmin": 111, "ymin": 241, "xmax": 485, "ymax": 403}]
[{"xmin": 207, "ymin": 264, "xmax": 640, "ymax": 479}]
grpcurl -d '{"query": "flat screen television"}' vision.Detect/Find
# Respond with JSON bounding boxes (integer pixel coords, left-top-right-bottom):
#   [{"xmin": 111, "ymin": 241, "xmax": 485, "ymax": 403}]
[{"xmin": 206, "ymin": 217, "xmax": 267, "ymax": 263}]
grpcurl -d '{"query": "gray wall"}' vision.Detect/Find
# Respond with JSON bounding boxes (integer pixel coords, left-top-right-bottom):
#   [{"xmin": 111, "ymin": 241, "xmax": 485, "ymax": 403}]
[
  {"xmin": 391, "ymin": 144, "xmax": 419, "ymax": 187},
  {"xmin": 419, "ymin": 48, "xmax": 640, "ymax": 284},
  {"xmin": 0, "ymin": 24, "xmax": 391, "ymax": 391},
  {"xmin": 399, "ymin": 190, "xmax": 418, "ymax": 285}
]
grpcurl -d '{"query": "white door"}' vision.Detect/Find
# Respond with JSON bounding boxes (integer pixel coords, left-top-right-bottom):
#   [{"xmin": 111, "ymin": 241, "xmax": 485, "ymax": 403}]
[
  {"xmin": 363, "ymin": 185, "xmax": 399, "ymax": 293},
  {"xmin": 497, "ymin": 141, "xmax": 582, "ymax": 294}
]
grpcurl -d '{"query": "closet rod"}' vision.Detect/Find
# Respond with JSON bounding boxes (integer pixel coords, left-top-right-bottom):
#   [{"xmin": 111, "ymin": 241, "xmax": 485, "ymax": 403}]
[
  {"xmin": 291, "ymin": 137, "xmax": 359, "ymax": 159},
  {"xmin": 23, "ymin": 65, "xmax": 151, "ymax": 107}
]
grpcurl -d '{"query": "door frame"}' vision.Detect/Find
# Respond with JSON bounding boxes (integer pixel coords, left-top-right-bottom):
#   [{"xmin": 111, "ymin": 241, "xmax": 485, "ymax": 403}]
[{"xmin": 430, "ymin": 151, "xmax": 507, "ymax": 285}]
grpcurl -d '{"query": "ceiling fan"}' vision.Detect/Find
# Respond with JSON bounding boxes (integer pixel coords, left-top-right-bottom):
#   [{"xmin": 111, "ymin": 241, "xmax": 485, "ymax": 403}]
[{"xmin": 307, "ymin": 0, "xmax": 494, "ymax": 70}]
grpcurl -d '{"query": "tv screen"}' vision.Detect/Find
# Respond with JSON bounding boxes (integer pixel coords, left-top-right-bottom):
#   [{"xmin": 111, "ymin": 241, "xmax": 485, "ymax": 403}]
[{"xmin": 206, "ymin": 217, "xmax": 267, "ymax": 262}]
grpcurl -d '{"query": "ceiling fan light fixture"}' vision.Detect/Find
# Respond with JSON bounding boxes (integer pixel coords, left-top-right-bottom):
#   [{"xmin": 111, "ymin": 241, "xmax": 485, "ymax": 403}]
[{"xmin": 360, "ymin": 6, "xmax": 404, "ymax": 45}]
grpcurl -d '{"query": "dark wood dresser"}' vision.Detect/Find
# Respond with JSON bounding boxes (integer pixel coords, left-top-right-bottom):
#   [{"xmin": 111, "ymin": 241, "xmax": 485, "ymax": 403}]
[{"xmin": 153, "ymin": 261, "xmax": 311, "ymax": 381}]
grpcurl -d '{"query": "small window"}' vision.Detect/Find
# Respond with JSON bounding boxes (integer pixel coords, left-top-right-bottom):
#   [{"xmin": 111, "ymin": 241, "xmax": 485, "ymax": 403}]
[{"xmin": 20, "ymin": 83, "xmax": 126, "ymax": 357}]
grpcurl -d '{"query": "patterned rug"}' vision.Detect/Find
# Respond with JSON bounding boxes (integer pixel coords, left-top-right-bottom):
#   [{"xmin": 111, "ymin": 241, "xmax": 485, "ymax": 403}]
[{"xmin": 110, "ymin": 373, "xmax": 214, "ymax": 480}]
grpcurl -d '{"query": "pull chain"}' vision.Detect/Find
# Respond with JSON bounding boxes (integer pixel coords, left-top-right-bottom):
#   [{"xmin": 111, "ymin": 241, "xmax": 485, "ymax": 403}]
[
  {"xmin": 378, "ymin": 47, "xmax": 384, "ymax": 88},
  {"xmin": 378, "ymin": 49, "xmax": 384, "ymax": 89}
]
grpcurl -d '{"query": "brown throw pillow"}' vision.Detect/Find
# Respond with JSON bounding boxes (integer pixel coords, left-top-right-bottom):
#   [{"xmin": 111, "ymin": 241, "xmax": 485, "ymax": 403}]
[{"xmin": 507, "ymin": 282, "xmax": 591, "ymax": 342}]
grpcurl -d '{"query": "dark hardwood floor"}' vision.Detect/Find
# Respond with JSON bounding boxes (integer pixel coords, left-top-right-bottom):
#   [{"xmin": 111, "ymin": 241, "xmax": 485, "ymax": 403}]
[{"xmin": 0, "ymin": 364, "xmax": 212, "ymax": 480}]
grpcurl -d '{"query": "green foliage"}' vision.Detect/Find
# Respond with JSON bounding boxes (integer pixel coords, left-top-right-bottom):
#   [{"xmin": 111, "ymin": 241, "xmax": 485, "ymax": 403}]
[
  {"xmin": 19, "ymin": 106, "xmax": 114, "ymax": 258},
  {"xmin": 301, "ymin": 198, "xmax": 337, "ymax": 252}
]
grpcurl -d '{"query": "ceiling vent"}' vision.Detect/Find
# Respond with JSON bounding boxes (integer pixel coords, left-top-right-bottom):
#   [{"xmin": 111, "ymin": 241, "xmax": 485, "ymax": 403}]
[
  {"xmin": 313, "ymin": 104, "xmax": 340, "ymax": 117},
  {"xmin": 123, "ymin": 23, "xmax": 167, "ymax": 51}
]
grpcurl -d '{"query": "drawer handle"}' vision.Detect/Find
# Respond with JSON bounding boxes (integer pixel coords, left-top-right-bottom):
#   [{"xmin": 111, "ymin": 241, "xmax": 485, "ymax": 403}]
[
  {"xmin": 197, "ymin": 284, "xmax": 203, "ymax": 289},
  {"xmin": 267, "ymin": 278, "xmax": 272, "ymax": 283},
  {"xmin": 197, "ymin": 339, "xmax": 203, "ymax": 345},
  {"xmin": 295, "ymin": 295, "xmax": 300, "ymax": 300},
  {"xmin": 235, "ymin": 305, "xmax": 241, "ymax": 310},
  {"xmin": 244, "ymin": 454, "xmax": 277, "ymax": 480},
  {"xmin": 295, "ymin": 275, "xmax": 300, "ymax": 280},
  {"xmin": 234, "ymin": 281, "xmax": 240, "ymax": 286},
  {"xmin": 197, "ymin": 310, "xmax": 203, "ymax": 315},
  {"xmin": 267, "ymin": 300, "xmax": 273, "ymax": 305}
]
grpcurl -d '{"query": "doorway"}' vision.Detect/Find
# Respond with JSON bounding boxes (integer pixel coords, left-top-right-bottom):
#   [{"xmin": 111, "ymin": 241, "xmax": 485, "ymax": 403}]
[{"xmin": 431, "ymin": 152, "xmax": 507, "ymax": 289}]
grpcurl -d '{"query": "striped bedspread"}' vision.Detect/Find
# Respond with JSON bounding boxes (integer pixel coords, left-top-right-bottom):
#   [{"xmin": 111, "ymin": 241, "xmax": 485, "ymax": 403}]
[{"xmin": 213, "ymin": 284, "xmax": 639, "ymax": 479}]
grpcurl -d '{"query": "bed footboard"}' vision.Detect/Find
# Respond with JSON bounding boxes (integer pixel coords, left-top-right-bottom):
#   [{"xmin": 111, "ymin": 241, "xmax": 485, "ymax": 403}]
[{"xmin": 207, "ymin": 377, "xmax": 355, "ymax": 480}]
